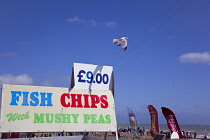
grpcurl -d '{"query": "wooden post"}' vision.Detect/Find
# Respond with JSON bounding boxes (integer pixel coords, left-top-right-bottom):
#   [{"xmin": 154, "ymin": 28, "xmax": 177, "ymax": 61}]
[{"xmin": 104, "ymin": 132, "xmax": 108, "ymax": 140}]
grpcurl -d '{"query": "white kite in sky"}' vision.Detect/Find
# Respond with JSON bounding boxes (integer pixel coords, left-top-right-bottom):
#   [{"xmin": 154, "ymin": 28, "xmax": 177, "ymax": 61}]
[{"xmin": 113, "ymin": 37, "xmax": 128, "ymax": 51}]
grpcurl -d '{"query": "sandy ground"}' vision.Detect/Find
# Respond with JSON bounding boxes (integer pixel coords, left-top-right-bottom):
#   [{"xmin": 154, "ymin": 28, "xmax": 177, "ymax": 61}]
[
  {"xmin": 106, "ymin": 132, "xmax": 154, "ymax": 140},
  {"xmin": 3, "ymin": 131, "xmax": 154, "ymax": 139}
]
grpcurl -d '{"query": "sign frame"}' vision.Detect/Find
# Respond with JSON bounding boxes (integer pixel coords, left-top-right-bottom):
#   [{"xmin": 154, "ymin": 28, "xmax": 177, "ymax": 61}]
[{"xmin": 0, "ymin": 84, "xmax": 117, "ymax": 133}]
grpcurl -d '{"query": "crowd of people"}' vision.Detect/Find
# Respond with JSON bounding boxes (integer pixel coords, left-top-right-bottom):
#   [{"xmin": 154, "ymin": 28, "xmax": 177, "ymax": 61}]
[
  {"xmin": 117, "ymin": 126, "xmax": 151, "ymax": 136},
  {"xmin": 1, "ymin": 129, "xmax": 208, "ymax": 139},
  {"xmin": 1, "ymin": 132, "xmax": 64, "ymax": 139}
]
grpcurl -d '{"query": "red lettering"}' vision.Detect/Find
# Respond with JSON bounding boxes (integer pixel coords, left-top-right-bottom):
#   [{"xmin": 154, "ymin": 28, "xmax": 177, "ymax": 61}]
[
  {"xmin": 60, "ymin": 93, "xmax": 108, "ymax": 108},
  {"xmin": 90, "ymin": 95, "xmax": 100, "ymax": 108},
  {"xmin": 83, "ymin": 94, "xmax": 90, "ymax": 108},
  {"xmin": 60, "ymin": 93, "xmax": 70, "ymax": 107},
  {"xmin": 100, "ymin": 95, "xmax": 108, "ymax": 108},
  {"xmin": 71, "ymin": 94, "xmax": 83, "ymax": 108}
]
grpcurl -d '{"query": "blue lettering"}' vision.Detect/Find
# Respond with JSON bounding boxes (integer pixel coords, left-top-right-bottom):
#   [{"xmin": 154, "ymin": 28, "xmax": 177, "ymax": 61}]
[
  {"xmin": 30, "ymin": 92, "xmax": 39, "ymax": 106},
  {"xmin": 77, "ymin": 70, "xmax": 86, "ymax": 83},
  {"xmin": 40, "ymin": 93, "xmax": 53, "ymax": 106},
  {"xmin": 22, "ymin": 92, "xmax": 29, "ymax": 106},
  {"xmin": 10, "ymin": 91, "xmax": 21, "ymax": 106},
  {"xmin": 10, "ymin": 91, "xmax": 53, "ymax": 106}
]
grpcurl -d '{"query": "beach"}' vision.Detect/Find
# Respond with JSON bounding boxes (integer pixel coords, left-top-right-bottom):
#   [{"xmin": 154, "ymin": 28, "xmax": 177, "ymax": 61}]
[
  {"xmin": 107, "ymin": 132, "xmax": 153, "ymax": 140},
  {"xmin": 117, "ymin": 124, "xmax": 210, "ymax": 139},
  {"xmin": 1, "ymin": 124, "xmax": 210, "ymax": 139}
]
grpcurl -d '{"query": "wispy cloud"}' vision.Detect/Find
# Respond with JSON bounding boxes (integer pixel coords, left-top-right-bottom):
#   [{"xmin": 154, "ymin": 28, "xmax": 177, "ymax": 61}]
[
  {"xmin": 66, "ymin": 16, "xmax": 85, "ymax": 23},
  {"xmin": 89, "ymin": 19, "xmax": 98, "ymax": 27},
  {"xmin": 0, "ymin": 74, "xmax": 34, "ymax": 86},
  {"xmin": 0, "ymin": 52, "xmax": 20, "ymax": 57},
  {"xmin": 178, "ymin": 52, "xmax": 210, "ymax": 65},
  {"xmin": 36, "ymin": 73, "xmax": 70, "ymax": 87},
  {"xmin": 66, "ymin": 16, "xmax": 117, "ymax": 28},
  {"xmin": 41, "ymin": 80, "xmax": 53, "ymax": 86},
  {"xmin": 105, "ymin": 21, "xmax": 117, "ymax": 29}
]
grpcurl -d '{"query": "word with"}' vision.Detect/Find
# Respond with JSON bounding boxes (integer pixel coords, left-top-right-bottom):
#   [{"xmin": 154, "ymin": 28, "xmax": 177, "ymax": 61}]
[
  {"xmin": 6, "ymin": 111, "xmax": 30, "ymax": 122},
  {"xmin": 77, "ymin": 70, "xmax": 109, "ymax": 84},
  {"xmin": 10, "ymin": 91, "xmax": 53, "ymax": 106},
  {"xmin": 60, "ymin": 93, "xmax": 108, "ymax": 108}
]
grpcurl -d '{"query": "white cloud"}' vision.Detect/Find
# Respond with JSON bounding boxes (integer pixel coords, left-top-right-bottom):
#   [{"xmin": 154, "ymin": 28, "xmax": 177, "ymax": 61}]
[
  {"xmin": 0, "ymin": 52, "xmax": 20, "ymax": 57},
  {"xmin": 178, "ymin": 52, "xmax": 210, "ymax": 65},
  {"xmin": 66, "ymin": 16, "xmax": 85, "ymax": 23},
  {"xmin": 66, "ymin": 16, "xmax": 117, "ymax": 29},
  {"xmin": 105, "ymin": 21, "xmax": 117, "ymax": 28},
  {"xmin": 41, "ymin": 80, "xmax": 53, "ymax": 86},
  {"xmin": 0, "ymin": 74, "xmax": 34, "ymax": 86}
]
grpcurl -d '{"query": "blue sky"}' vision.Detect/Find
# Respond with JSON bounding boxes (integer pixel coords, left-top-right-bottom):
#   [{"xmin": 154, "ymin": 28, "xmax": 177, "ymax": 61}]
[{"xmin": 0, "ymin": 0, "xmax": 210, "ymax": 126}]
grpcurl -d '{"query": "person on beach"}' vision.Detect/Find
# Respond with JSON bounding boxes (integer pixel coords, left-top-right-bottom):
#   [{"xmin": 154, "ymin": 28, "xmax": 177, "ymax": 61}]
[
  {"xmin": 194, "ymin": 132, "xmax": 197, "ymax": 138},
  {"xmin": 182, "ymin": 131, "xmax": 186, "ymax": 138},
  {"xmin": 139, "ymin": 129, "xmax": 143, "ymax": 136}
]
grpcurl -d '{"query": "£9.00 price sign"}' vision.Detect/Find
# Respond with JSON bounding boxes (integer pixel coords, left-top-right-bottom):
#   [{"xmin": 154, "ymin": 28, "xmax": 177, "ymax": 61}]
[
  {"xmin": 77, "ymin": 70, "xmax": 109, "ymax": 84},
  {"xmin": 71, "ymin": 63, "xmax": 114, "ymax": 90}
]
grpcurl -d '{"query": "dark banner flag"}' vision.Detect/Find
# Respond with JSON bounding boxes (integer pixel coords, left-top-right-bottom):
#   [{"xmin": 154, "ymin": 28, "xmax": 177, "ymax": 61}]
[
  {"xmin": 147, "ymin": 105, "xmax": 159, "ymax": 138},
  {"xmin": 127, "ymin": 108, "xmax": 139, "ymax": 138},
  {"xmin": 161, "ymin": 107, "xmax": 183, "ymax": 139}
]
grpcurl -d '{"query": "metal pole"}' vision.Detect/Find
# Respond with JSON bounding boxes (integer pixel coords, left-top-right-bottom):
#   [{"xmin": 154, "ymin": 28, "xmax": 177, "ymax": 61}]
[{"xmin": 115, "ymin": 131, "xmax": 119, "ymax": 140}]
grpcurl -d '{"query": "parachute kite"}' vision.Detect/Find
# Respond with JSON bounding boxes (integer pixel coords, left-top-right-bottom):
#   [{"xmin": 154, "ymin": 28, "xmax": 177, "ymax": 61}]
[{"xmin": 113, "ymin": 37, "xmax": 128, "ymax": 51}]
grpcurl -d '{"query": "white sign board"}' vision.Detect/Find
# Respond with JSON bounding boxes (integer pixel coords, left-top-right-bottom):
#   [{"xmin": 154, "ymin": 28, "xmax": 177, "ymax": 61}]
[
  {"xmin": 0, "ymin": 84, "xmax": 117, "ymax": 132},
  {"xmin": 71, "ymin": 63, "xmax": 114, "ymax": 91}
]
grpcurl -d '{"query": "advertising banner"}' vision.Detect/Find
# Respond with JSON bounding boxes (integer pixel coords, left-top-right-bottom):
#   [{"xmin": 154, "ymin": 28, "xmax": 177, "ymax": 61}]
[
  {"xmin": 161, "ymin": 107, "xmax": 183, "ymax": 139},
  {"xmin": 127, "ymin": 108, "xmax": 139, "ymax": 138},
  {"xmin": 147, "ymin": 105, "xmax": 159, "ymax": 138},
  {"xmin": 0, "ymin": 84, "xmax": 117, "ymax": 132}
]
